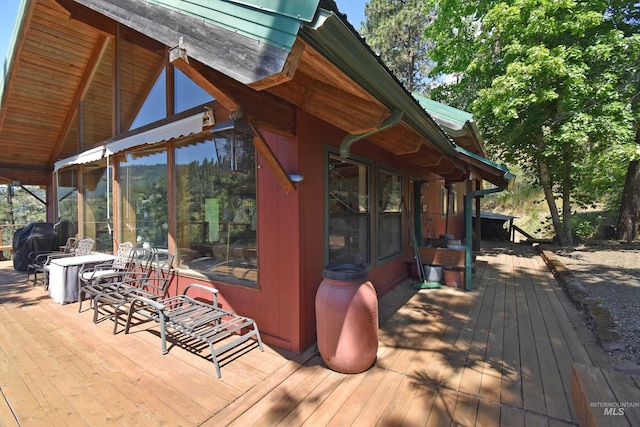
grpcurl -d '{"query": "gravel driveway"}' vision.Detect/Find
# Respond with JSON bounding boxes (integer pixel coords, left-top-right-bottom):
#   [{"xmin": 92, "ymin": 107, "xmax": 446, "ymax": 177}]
[{"xmin": 549, "ymin": 241, "xmax": 640, "ymax": 369}]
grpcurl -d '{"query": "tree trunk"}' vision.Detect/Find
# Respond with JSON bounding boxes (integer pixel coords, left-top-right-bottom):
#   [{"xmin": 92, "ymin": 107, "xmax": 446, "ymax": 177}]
[
  {"xmin": 562, "ymin": 144, "xmax": 574, "ymax": 245},
  {"xmin": 617, "ymin": 158, "xmax": 640, "ymax": 241},
  {"xmin": 616, "ymin": 128, "xmax": 640, "ymax": 242},
  {"xmin": 539, "ymin": 157, "xmax": 569, "ymax": 245}
]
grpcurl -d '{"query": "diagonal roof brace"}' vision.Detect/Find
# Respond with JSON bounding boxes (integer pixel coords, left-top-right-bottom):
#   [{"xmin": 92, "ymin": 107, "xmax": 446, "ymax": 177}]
[{"xmin": 340, "ymin": 108, "xmax": 404, "ymax": 158}]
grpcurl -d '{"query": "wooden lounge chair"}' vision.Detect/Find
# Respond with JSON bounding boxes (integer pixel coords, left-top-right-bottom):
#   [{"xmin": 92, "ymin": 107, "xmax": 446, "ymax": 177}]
[
  {"xmin": 124, "ymin": 283, "xmax": 264, "ymax": 378},
  {"xmin": 90, "ymin": 250, "xmax": 175, "ymax": 334}
]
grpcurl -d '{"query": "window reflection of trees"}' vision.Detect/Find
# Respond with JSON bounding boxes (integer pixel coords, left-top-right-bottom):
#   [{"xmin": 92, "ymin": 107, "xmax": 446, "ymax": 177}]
[
  {"xmin": 328, "ymin": 155, "xmax": 370, "ymax": 266},
  {"xmin": 175, "ymin": 137, "xmax": 257, "ymax": 285},
  {"xmin": 119, "ymin": 149, "xmax": 168, "ymax": 250},
  {"xmin": 83, "ymin": 161, "xmax": 111, "ymax": 252}
]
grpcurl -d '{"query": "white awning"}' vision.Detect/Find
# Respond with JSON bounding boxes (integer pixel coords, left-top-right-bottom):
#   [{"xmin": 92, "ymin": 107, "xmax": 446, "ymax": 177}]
[
  {"xmin": 54, "ymin": 113, "xmax": 205, "ymax": 171},
  {"xmin": 54, "ymin": 146, "xmax": 105, "ymax": 172},
  {"xmin": 105, "ymin": 114, "xmax": 204, "ymax": 156}
]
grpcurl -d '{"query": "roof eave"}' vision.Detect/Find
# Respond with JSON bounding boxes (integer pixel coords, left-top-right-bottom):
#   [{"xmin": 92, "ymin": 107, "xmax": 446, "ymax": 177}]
[
  {"xmin": 455, "ymin": 146, "xmax": 515, "ymax": 189},
  {"xmin": 299, "ymin": 10, "xmax": 458, "ymax": 159},
  {"xmin": 0, "ymin": 0, "xmax": 29, "ymax": 117}
]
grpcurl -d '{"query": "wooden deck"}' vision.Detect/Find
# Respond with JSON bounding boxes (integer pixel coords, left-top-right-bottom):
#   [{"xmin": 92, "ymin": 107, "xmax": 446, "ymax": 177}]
[{"xmin": 0, "ymin": 244, "xmax": 614, "ymax": 426}]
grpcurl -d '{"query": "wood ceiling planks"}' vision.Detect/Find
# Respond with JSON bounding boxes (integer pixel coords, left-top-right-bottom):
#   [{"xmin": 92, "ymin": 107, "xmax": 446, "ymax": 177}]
[{"xmin": 0, "ymin": 0, "xmax": 103, "ymax": 182}]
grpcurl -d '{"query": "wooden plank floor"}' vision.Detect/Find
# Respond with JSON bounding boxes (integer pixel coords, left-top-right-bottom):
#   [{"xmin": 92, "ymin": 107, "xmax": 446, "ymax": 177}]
[{"xmin": 0, "ymin": 243, "xmax": 611, "ymax": 426}]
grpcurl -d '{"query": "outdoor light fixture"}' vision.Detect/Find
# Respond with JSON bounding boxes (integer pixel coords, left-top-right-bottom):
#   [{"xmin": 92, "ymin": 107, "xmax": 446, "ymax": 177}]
[{"xmin": 211, "ymin": 119, "xmax": 255, "ymax": 174}]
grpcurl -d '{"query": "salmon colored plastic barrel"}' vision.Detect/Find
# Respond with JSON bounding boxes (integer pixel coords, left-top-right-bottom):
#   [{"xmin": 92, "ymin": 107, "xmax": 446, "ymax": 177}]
[{"xmin": 315, "ymin": 264, "xmax": 378, "ymax": 374}]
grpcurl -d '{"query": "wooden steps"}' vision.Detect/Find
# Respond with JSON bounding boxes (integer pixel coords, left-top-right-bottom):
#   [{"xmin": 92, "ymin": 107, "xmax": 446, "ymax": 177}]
[{"xmin": 571, "ymin": 363, "xmax": 640, "ymax": 427}]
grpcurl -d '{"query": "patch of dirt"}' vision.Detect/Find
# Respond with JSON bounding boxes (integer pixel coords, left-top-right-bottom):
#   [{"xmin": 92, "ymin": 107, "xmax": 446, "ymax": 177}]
[{"xmin": 542, "ymin": 240, "xmax": 640, "ymax": 368}]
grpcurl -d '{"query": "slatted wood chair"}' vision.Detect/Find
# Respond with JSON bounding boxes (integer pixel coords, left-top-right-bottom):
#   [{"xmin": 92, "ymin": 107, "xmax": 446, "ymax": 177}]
[
  {"xmin": 124, "ymin": 283, "xmax": 264, "ymax": 378},
  {"xmin": 91, "ymin": 250, "xmax": 175, "ymax": 334}
]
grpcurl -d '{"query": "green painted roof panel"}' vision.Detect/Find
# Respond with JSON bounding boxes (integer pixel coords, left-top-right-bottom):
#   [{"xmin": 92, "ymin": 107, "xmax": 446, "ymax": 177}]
[
  {"xmin": 412, "ymin": 93, "xmax": 473, "ymax": 131},
  {"xmin": 147, "ymin": 0, "xmax": 319, "ymax": 51}
]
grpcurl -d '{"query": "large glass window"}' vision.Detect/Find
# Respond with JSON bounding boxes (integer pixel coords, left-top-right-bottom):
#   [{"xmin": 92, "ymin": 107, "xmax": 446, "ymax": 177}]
[
  {"xmin": 119, "ymin": 146, "xmax": 168, "ymax": 249},
  {"xmin": 56, "ymin": 167, "xmax": 79, "ymax": 245},
  {"xmin": 118, "ymin": 26, "xmax": 166, "ymax": 132},
  {"xmin": 377, "ymin": 169, "xmax": 402, "ymax": 260},
  {"xmin": 327, "ymin": 154, "xmax": 370, "ymax": 265},
  {"xmin": 175, "ymin": 134, "xmax": 257, "ymax": 285},
  {"xmin": 174, "ymin": 68, "xmax": 215, "ymax": 113},
  {"xmin": 128, "ymin": 69, "xmax": 167, "ymax": 131},
  {"xmin": 82, "ymin": 160, "xmax": 111, "ymax": 252}
]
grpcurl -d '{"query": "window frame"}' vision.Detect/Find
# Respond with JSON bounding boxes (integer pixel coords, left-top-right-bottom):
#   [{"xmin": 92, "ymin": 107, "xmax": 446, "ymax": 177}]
[
  {"xmin": 376, "ymin": 166, "xmax": 403, "ymax": 262},
  {"xmin": 172, "ymin": 132, "xmax": 259, "ymax": 287},
  {"xmin": 325, "ymin": 148, "xmax": 372, "ymax": 267}
]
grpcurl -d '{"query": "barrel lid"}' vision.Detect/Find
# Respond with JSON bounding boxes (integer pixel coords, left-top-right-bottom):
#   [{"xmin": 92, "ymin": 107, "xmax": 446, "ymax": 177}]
[{"xmin": 322, "ymin": 264, "xmax": 367, "ymax": 281}]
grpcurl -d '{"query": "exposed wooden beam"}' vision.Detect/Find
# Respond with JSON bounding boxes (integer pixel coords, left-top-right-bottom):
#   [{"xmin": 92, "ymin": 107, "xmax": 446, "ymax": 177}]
[
  {"xmin": 170, "ymin": 47, "xmax": 241, "ymax": 113},
  {"xmin": 0, "ymin": 165, "xmax": 51, "ymax": 186},
  {"xmin": 49, "ymin": 34, "xmax": 111, "ymax": 165},
  {"xmin": 249, "ymin": 39, "xmax": 305, "ymax": 91},
  {"xmin": 170, "ymin": 48, "xmax": 296, "ymax": 136},
  {"xmin": 54, "ymin": 0, "xmax": 117, "ymax": 37},
  {"xmin": 120, "ymin": 59, "xmax": 166, "ymax": 133},
  {"xmin": 248, "ymin": 122, "xmax": 296, "ymax": 193},
  {"xmin": 266, "ymin": 67, "xmax": 391, "ymax": 137}
]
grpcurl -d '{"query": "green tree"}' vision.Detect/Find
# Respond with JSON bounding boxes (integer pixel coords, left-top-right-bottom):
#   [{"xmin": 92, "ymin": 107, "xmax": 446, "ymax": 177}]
[
  {"xmin": 362, "ymin": 0, "xmax": 436, "ymax": 92},
  {"xmin": 0, "ymin": 184, "xmax": 46, "ymax": 245},
  {"xmin": 425, "ymin": 0, "xmax": 640, "ymax": 245}
]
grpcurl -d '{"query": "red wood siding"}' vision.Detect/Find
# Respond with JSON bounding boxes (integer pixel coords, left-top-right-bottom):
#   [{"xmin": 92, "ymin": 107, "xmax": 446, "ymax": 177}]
[{"xmin": 170, "ymin": 112, "xmax": 470, "ymax": 354}]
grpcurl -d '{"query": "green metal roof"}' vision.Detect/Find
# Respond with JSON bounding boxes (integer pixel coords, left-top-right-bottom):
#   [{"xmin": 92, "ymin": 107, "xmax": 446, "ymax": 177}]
[
  {"xmin": 412, "ymin": 93, "xmax": 473, "ymax": 136},
  {"xmin": 147, "ymin": 0, "xmax": 320, "ymax": 51},
  {"xmin": 300, "ymin": 5, "xmax": 512, "ymax": 186},
  {"xmin": 300, "ymin": 9, "xmax": 459, "ymax": 158},
  {"xmin": 413, "ymin": 93, "xmax": 487, "ymax": 157}
]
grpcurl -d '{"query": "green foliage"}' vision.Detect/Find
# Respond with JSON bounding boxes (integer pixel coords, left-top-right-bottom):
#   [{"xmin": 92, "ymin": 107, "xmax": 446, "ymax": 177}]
[
  {"xmin": 424, "ymin": 0, "xmax": 640, "ymax": 242},
  {"xmin": 362, "ymin": 0, "xmax": 436, "ymax": 92},
  {"xmin": 0, "ymin": 185, "xmax": 47, "ymax": 245}
]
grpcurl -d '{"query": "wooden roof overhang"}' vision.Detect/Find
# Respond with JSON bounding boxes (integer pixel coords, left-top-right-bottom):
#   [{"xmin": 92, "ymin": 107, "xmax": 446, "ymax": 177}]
[
  {"xmin": 0, "ymin": 0, "xmax": 110, "ymax": 184},
  {"xmin": 0, "ymin": 0, "xmax": 511, "ymax": 189}
]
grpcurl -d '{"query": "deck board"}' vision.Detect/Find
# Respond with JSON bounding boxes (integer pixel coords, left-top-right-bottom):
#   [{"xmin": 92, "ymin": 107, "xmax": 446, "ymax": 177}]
[
  {"xmin": 514, "ymin": 253, "xmax": 548, "ymax": 415},
  {"xmin": 479, "ymin": 256, "xmax": 505, "ymax": 403},
  {"xmin": 0, "ymin": 242, "xmax": 618, "ymax": 426}
]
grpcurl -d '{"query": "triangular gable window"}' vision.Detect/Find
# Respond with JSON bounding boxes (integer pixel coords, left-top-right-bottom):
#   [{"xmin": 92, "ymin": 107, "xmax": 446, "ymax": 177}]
[
  {"xmin": 129, "ymin": 68, "xmax": 167, "ymax": 131},
  {"xmin": 175, "ymin": 68, "xmax": 215, "ymax": 113}
]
